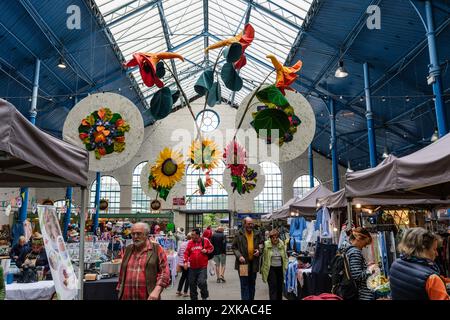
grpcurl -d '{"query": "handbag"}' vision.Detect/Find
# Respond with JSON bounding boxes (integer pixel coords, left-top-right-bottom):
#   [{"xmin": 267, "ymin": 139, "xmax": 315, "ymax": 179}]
[
  {"xmin": 239, "ymin": 264, "xmax": 248, "ymax": 276},
  {"xmin": 17, "ymin": 266, "xmax": 38, "ymax": 283}
]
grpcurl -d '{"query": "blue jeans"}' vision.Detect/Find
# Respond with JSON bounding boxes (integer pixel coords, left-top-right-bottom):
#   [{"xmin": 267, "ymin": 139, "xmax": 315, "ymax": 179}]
[
  {"xmin": 189, "ymin": 268, "xmax": 208, "ymax": 300},
  {"xmin": 239, "ymin": 272, "xmax": 257, "ymax": 300}
]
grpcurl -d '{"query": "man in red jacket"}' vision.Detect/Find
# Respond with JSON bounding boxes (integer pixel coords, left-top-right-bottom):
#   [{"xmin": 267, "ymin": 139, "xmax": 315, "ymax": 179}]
[{"xmin": 184, "ymin": 228, "xmax": 214, "ymax": 300}]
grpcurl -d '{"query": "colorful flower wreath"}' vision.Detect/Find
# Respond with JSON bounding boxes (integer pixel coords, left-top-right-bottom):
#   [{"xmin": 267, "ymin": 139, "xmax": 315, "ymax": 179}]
[
  {"xmin": 148, "ymin": 148, "xmax": 185, "ymax": 201},
  {"xmin": 223, "ymin": 141, "xmax": 258, "ymax": 195},
  {"xmin": 78, "ymin": 107, "xmax": 130, "ymax": 159}
]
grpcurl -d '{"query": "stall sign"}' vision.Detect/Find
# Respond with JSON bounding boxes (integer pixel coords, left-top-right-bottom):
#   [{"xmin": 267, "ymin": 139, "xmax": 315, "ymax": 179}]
[{"xmin": 173, "ymin": 197, "xmax": 186, "ymax": 206}]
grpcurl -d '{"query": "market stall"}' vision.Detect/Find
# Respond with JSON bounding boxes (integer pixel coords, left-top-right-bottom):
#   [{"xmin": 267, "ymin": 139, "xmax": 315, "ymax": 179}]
[{"xmin": 0, "ymin": 99, "xmax": 89, "ymax": 300}]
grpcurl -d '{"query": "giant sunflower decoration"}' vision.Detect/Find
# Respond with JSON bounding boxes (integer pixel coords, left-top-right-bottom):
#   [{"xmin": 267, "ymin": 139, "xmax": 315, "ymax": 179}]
[
  {"xmin": 148, "ymin": 148, "xmax": 185, "ymax": 200},
  {"xmin": 188, "ymin": 139, "xmax": 221, "ymax": 171}
]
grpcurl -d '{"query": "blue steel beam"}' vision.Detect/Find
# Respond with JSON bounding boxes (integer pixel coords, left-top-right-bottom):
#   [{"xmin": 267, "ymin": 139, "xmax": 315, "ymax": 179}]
[
  {"xmin": 307, "ymin": 0, "xmax": 383, "ymax": 92},
  {"xmin": 93, "ymin": 172, "xmax": 101, "ymax": 233},
  {"xmin": 19, "ymin": 0, "xmax": 95, "ymax": 87},
  {"xmin": 203, "ymin": 0, "xmax": 209, "ymax": 64},
  {"xmin": 424, "ymin": 0, "xmax": 448, "ymax": 137},
  {"xmin": 329, "ymin": 99, "xmax": 339, "ymax": 192},
  {"xmin": 106, "ymin": 0, "xmax": 160, "ymax": 28},
  {"xmin": 363, "ymin": 63, "xmax": 378, "ymax": 167},
  {"xmin": 308, "ymin": 145, "xmax": 315, "ymax": 188}
]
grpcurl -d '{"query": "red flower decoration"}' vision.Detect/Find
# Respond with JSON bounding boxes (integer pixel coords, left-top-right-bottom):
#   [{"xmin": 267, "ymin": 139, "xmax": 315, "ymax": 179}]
[{"xmin": 123, "ymin": 52, "xmax": 184, "ymax": 88}]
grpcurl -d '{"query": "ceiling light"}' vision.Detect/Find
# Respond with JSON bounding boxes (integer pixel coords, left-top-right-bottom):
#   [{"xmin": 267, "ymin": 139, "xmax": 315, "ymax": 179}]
[
  {"xmin": 346, "ymin": 161, "xmax": 354, "ymax": 173},
  {"xmin": 405, "ymin": 96, "xmax": 410, "ymax": 102},
  {"xmin": 356, "ymin": 203, "xmax": 362, "ymax": 209},
  {"xmin": 360, "ymin": 96, "xmax": 364, "ymax": 102},
  {"xmin": 335, "ymin": 60, "xmax": 349, "ymax": 78},
  {"xmin": 382, "ymin": 147, "xmax": 389, "ymax": 159},
  {"xmin": 431, "ymin": 129, "xmax": 439, "ymax": 142},
  {"xmin": 340, "ymin": 95, "xmax": 343, "ymax": 99},
  {"xmin": 382, "ymin": 96, "xmax": 386, "ymax": 102},
  {"xmin": 57, "ymin": 57, "xmax": 67, "ymax": 69}
]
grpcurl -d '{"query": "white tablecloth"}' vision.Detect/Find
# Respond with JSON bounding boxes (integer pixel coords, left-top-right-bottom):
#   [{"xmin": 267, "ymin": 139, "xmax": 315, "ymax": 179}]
[{"xmin": 6, "ymin": 281, "xmax": 56, "ymax": 300}]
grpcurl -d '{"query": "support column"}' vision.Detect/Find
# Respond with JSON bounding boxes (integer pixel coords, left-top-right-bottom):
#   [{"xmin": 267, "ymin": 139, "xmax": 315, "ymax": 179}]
[
  {"xmin": 363, "ymin": 62, "xmax": 378, "ymax": 168},
  {"xmin": 425, "ymin": 1, "xmax": 448, "ymax": 137},
  {"xmin": 63, "ymin": 187, "xmax": 73, "ymax": 241},
  {"xmin": 308, "ymin": 145, "xmax": 315, "ymax": 188},
  {"xmin": 329, "ymin": 98, "xmax": 339, "ymax": 192},
  {"xmin": 78, "ymin": 187, "xmax": 86, "ymax": 300},
  {"xmin": 93, "ymin": 172, "xmax": 101, "ymax": 233},
  {"xmin": 18, "ymin": 58, "xmax": 40, "ymax": 230}
]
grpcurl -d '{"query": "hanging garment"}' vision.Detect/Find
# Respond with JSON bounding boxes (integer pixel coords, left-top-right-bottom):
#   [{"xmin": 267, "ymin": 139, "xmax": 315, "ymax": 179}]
[
  {"xmin": 338, "ymin": 230, "xmax": 348, "ymax": 250},
  {"xmin": 290, "ymin": 217, "xmax": 306, "ymax": 252},
  {"xmin": 311, "ymin": 242, "xmax": 337, "ymax": 274},
  {"xmin": 23, "ymin": 219, "xmax": 32, "ymax": 243},
  {"xmin": 285, "ymin": 259, "xmax": 298, "ymax": 296},
  {"xmin": 320, "ymin": 207, "xmax": 331, "ymax": 238},
  {"xmin": 314, "ymin": 208, "xmax": 323, "ymax": 231}
]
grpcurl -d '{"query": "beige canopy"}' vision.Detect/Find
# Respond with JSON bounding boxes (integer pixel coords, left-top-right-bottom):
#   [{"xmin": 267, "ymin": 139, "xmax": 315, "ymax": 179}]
[
  {"xmin": 0, "ymin": 99, "xmax": 89, "ymax": 188},
  {"xmin": 345, "ymin": 133, "xmax": 450, "ymax": 200}
]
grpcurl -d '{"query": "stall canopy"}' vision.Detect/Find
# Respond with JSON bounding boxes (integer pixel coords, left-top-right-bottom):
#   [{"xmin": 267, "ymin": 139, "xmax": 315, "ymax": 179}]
[
  {"xmin": 345, "ymin": 133, "xmax": 450, "ymax": 200},
  {"xmin": 318, "ymin": 188, "xmax": 450, "ymax": 209},
  {"xmin": 272, "ymin": 185, "xmax": 333, "ymax": 219},
  {"xmin": 0, "ymin": 99, "xmax": 89, "ymax": 187}
]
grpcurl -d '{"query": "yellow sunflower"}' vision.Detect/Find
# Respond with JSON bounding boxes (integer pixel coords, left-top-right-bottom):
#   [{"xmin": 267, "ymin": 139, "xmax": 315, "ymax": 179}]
[
  {"xmin": 188, "ymin": 138, "xmax": 221, "ymax": 171},
  {"xmin": 151, "ymin": 148, "xmax": 185, "ymax": 188}
]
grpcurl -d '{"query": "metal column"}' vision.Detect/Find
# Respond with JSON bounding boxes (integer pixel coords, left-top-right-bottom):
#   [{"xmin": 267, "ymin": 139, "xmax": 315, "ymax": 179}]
[
  {"xmin": 93, "ymin": 172, "xmax": 101, "ymax": 233},
  {"xmin": 329, "ymin": 98, "xmax": 339, "ymax": 192},
  {"xmin": 363, "ymin": 62, "xmax": 378, "ymax": 168},
  {"xmin": 18, "ymin": 58, "xmax": 40, "ymax": 229},
  {"xmin": 78, "ymin": 187, "xmax": 86, "ymax": 300},
  {"xmin": 63, "ymin": 187, "xmax": 73, "ymax": 241},
  {"xmin": 308, "ymin": 145, "xmax": 315, "ymax": 188},
  {"xmin": 425, "ymin": 1, "xmax": 448, "ymax": 137}
]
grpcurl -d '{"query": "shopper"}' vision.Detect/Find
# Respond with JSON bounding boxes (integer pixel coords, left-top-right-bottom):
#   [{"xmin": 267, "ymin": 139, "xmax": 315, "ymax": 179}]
[
  {"xmin": 17, "ymin": 232, "xmax": 50, "ymax": 279},
  {"xmin": 211, "ymin": 226, "xmax": 227, "ymax": 283},
  {"xmin": 176, "ymin": 233, "xmax": 191, "ymax": 297},
  {"xmin": 10, "ymin": 235, "xmax": 29, "ymax": 262},
  {"xmin": 390, "ymin": 227, "xmax": 450, "ymax": 300},
  {"xmin": 261, "ymin": 229, "xmax": 288, "ymax": 300},
  {"xmin": 184, "ymin": 228, "xmax": 214, "ymax": 300},
  {"xmin": 232, "ymin": 217, "xmax": 264, "ymax": 300},
  {"xmin": 117, "ymin": 222, "xmax": 170, "ymax": 300},
  {"xmin": 346, "ymin": 227, "xmax": 374, "ymax": 300},
  {"xmin": 203, "ymin": 225, "xmax": 213, "ymax": 240}
]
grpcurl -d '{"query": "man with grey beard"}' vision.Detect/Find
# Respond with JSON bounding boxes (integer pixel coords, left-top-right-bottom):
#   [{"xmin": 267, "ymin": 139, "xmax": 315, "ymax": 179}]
[{"xmin": 117, "ymin": 222, "xmax": 170, "ymax": 300}]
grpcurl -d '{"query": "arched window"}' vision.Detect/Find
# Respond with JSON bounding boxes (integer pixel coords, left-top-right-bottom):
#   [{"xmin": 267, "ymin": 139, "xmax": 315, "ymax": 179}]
[
  {"xmin": 293, "ymin": 175, "xmax": 321, "ymax": 198},
  {"xmin": 132, "ymin": 162, "xmax": 150, "ymax": 213},
  {"xmin": 254, "ymin": 162, "xmax": 282, "ymax": 213},
  {"xmin": 186, "ymin": 162, "xmax": 228, "ymax": 210},
  {"xmin": 90, "ymin": 176, "xmax": 121, "ymax": 214}
]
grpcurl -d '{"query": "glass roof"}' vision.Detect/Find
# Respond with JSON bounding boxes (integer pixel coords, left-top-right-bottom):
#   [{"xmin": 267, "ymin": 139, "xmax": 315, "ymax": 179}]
[{"xmin": 94, "ymin": 0, "xmax": 313, "ymax": 108}]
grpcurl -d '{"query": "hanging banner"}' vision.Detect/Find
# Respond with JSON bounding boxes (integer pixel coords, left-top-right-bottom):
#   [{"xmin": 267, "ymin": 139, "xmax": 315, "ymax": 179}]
[{"xmin": 38, "ymin": 205, "xmax": 78, "ymax": 300}]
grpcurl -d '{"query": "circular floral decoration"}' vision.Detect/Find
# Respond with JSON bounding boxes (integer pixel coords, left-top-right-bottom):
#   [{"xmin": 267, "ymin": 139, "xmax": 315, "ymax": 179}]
[
  {"xmin": 148, "ymin": 148, "xmax": 185, "ymax": 200},
  {"xmin": 223, "ymin": 140, "xmax": 258, "ymax": 195},
  {"xmin": 188, "ymin": 138, "xmax": 221, "ymax": 171},
  {"xmin": 78, "ymin": 107, "xmax": 130, "ymax": 159}
]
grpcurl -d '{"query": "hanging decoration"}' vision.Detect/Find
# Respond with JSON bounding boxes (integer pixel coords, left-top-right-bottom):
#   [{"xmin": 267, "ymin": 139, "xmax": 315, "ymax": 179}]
[
  {"xmin": 99, "ymin": 199, "xmax": 109, "ymax": 211},
  {"xmin": 236, "ymin": 86, "xmax": 316, "ymax": 163},
  {"xmin": 148, "ymin": 148, "xmax": 186, "ymax": 201},
  {"xmin": 123, "ymin": 52, "xmax": 183, "ymax": 120},
  {"xmin": 78, "ymin": 107, "xmax": 130, "ymax": 159},
  {"xmin": 63, "ymin": 92, "xmax": 144, "ymax": 172},
  {"xmin": 223, "ymin": 140, "xmax": 258, "ymax": 195},
  {"xmin": 266, "ymin": 54, "xmax": 303, "ymax": 95},
  {"xmin": 203, "ymin": 24, "xmax": 255, "ymax": 92},
  {"xmin": 188, "ymin": 139, "xmax": 221, "ymax": 172}
]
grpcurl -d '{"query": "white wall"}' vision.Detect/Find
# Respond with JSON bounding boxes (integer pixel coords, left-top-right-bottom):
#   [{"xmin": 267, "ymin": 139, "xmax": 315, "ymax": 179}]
[{"xmin": 32, "ymin": 98, "xmax": 345, "ymax": 231}]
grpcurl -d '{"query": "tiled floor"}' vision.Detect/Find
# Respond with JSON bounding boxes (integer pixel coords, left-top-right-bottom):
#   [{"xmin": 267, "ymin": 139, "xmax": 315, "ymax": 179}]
[{"xmin": 162, "ymin": 255, "xmax": 269, "ymax": 300}]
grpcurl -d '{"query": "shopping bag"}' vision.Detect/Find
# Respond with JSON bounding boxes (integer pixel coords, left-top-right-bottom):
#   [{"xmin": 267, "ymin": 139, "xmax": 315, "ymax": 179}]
[{"xmin": 239, "ymin": 264, "xmax": 248, "ymax": 277}]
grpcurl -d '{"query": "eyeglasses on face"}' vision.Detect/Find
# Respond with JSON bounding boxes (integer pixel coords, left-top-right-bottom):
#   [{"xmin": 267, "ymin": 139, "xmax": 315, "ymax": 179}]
[{"xmin": 131, "ymin": 232, "xmax": 144, "ymax": 236}]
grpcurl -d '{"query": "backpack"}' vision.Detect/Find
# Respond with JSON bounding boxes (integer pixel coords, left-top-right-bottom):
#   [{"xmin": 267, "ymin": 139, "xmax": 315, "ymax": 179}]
[
  {"xmin": 330, "ymin": 248, "xmax": 358, "ymax": 300},
  {"xmin": 201, "ymin": 237, "xmax": 215, "ymax": 260}
]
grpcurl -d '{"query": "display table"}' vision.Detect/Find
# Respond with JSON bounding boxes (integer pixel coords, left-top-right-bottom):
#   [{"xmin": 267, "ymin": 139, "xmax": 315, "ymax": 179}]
[
  {"xmin": 84, "ymin": 277, "xmax": 119, "ymax": 300},
  {"xmin": 5, "ymin": 281, "xmax": 56, "ymax": 300}
]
